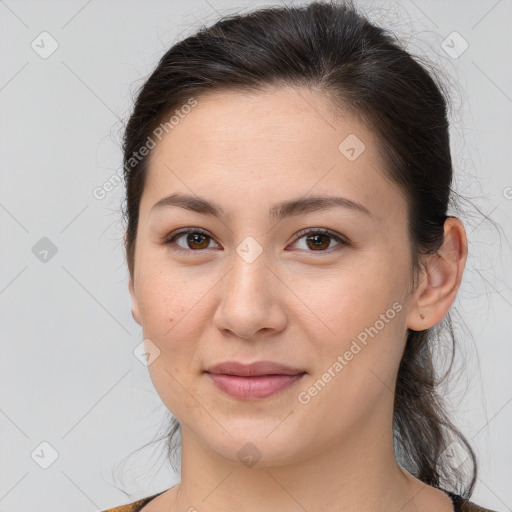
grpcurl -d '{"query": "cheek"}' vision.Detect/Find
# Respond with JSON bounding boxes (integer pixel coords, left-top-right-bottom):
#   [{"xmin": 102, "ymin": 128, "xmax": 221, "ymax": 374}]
[
  {"xmin": 139, "ymin": 288, "xmax": 200, "ymax": 364},
  {"xmin": 136, "ymin": 261, "xmax": 200, "ymax": 338},
  {"xmin": 295, "ymin": 291, "xmax": 406, "ymax": 434},
  {"xmin": 138, "ymin": 273, "xmax": 205, "ymax": 416},
  {"xmin": 146, "ymin": 357, "xmax": 205, "ymax": 427},
  {"xmin": 135, "ymin": 260, "xmax": 214, "ymax": 392},
  {"xmin": 291, "ymin": 259, "xmax": 402, "ymax": 339},
  {"xmin": 293, "ymin": 258, "xmax": 407, "ymax": 386}
]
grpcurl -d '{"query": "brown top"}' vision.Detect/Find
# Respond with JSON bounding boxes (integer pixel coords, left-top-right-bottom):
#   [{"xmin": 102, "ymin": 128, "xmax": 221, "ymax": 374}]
[{"xmin": 101, "ymin": 489, "xmax": 499, "ymax": 512}]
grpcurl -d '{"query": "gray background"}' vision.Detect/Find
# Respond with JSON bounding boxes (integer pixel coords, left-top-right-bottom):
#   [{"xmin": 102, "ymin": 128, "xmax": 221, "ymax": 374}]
[{"xmin": 0, "ymin": 0, "xmax": 511, "ymax": 510}]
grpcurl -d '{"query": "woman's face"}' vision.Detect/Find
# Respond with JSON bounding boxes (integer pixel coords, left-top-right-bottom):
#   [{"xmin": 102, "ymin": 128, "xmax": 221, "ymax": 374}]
[{"xmin": 129, "ymin": 86, "xmax": 419, "ymax": 465}]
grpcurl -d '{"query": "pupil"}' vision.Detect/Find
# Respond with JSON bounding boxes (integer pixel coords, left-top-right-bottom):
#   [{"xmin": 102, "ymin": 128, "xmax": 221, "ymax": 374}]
[
  {"xmin": 308, "ymin": 234, "xmax": 329, "ymax": 250},
  {"xmin": 189, "ymin": 233, "xmax": 207, "ymax": 249}
]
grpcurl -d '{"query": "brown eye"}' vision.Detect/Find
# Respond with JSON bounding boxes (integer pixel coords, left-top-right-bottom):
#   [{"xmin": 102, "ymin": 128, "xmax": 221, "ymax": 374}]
[
  {"xmin": 304, "ymin": 233, "xmax": 331, "ymax": 251},
  {"xmin": 164, "ymin": 228, "xmax": 220, "ymax": 254},
  {"xmin": 183, "ymin": 232, "xmax": 211, "ymax": 250},
  {"xmin": 291, "ymin": 228, "xmax": 350, "ymax": 253}
]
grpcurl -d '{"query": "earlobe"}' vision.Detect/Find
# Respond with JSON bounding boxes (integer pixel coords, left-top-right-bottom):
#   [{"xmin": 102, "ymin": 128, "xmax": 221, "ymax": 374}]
[
  {"xmin": 128, "ymin": 276, "xmax": 142, "ymax": 326},
  {"xmin": 406, "ymin": 217, "xmax": 467, "ymax": 331}
]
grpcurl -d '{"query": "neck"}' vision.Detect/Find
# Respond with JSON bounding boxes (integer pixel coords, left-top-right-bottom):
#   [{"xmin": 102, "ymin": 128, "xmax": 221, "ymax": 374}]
[{"xmin": 171, "ymin": 416, "xmax": 423, "ymax": 512}]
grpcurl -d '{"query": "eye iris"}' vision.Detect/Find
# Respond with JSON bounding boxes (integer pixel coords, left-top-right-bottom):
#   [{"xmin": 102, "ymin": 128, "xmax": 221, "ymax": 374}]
[
  {"xmin": 187, "ymin": 232, "xmax": 209, "ymax": 249},
  {"xmin": 306, "ymin": 233, "xmax": 330, "ymax": 250}
]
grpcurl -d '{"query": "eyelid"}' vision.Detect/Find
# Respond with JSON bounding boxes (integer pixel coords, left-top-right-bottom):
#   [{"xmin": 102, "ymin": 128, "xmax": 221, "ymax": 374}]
[{"xmin": 162, "ymin": 226, "xmax": 351, "ymax": 254}]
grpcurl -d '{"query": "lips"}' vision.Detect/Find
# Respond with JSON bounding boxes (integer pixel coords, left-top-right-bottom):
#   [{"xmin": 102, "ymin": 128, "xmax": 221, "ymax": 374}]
[
  {"xmin": 204, "ymin": 361, "xmax": 306, "ymax": 400},
  {"xmin": 205, "ymin": 360, "xmax": 306, "ymax": 377}
]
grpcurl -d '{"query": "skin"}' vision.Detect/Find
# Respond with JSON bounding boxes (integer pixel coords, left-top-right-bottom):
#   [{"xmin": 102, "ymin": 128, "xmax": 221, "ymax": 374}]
[{"xmin": 128, "ymin": 86, "xmax": 467, "ymax": 512}]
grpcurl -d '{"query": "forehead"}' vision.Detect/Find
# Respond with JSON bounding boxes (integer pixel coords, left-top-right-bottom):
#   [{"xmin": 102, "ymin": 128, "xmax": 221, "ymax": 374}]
[
  {"xmin": 142, "ymin": 86, "xmax": 405, "ymax": 224},
  {"xmin": 150, "ymin": 86, "xmax": 373, "ymax": 161}
]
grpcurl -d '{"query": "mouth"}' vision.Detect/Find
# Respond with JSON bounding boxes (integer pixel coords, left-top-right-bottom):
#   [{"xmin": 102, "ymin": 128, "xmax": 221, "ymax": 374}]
[
  {"xmin": 205, "ymin": 373, "xmax": 306, "ymax": 400},
  {"xmin": 204, "ymin": 360, "xmax": 307, "ymax": 400}
]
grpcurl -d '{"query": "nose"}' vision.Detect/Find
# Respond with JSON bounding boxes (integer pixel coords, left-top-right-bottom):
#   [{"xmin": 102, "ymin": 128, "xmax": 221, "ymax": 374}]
[{"xmin": 213, "ymin": 250, "xmax": 288, "ymax": 341}]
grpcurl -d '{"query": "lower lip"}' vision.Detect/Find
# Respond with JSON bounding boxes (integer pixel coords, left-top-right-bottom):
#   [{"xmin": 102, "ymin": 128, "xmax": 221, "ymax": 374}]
[{"xmin": 206, "ymin": 372, "xmax": 306, "ymax": 400}]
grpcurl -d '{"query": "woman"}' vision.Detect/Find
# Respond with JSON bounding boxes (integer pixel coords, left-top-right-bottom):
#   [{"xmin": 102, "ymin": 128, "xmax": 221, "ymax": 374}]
[{"xmin": 105, "ymin": 1, "xmax": 498, "ymax": 510}]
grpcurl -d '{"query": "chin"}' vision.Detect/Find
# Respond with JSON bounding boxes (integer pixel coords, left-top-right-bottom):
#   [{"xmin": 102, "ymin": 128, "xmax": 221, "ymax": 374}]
[{"xmin": 197, "ymin": 422, "xmax": 307, "ymax": 468}]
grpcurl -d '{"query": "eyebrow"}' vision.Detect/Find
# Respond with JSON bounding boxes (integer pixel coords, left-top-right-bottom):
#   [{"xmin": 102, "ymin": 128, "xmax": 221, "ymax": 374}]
[{"xmin": 150, "ymin": 193, "xmax": 372, "ymax": 220}]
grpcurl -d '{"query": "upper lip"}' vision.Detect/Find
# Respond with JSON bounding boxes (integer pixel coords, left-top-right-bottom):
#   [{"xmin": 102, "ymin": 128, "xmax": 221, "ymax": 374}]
[{"xmin": 205, "ymin": 361, "xmax": 306, "ymax": 377}]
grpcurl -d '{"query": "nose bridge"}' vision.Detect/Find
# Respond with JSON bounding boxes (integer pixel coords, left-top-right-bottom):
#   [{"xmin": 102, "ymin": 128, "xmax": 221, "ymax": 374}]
[
  {"xmin": 213, "ymin": 234, "xmax": 284, "ymax": 338},
  {"xmin": 228, "ymin": 234, "xmax": 273, "ymax": 297}
]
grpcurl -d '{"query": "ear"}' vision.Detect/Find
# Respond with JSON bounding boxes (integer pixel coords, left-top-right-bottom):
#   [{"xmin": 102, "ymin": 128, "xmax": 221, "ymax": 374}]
[
  {"xmin": 406, "ymin": 217, "xmax": 468, "ymax": 331},
  {"xmin": 128, "ymin": 274, "xmax": 142, "ymax": 326}
]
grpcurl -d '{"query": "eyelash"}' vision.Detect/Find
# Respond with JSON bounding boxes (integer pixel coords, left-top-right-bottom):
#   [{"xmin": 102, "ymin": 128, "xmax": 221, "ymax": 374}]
[{"xmin": 162, "ymin": 227, "xmax": 351, "ymax": 255}]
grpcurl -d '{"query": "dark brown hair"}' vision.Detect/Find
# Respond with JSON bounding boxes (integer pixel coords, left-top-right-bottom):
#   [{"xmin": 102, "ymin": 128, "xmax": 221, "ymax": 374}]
[{"xmin": 121, "ymin": 0, "xmax": 477, "ymax": 498}]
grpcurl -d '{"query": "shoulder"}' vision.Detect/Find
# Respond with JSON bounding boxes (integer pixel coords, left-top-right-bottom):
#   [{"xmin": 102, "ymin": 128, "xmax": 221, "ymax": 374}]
[
  {"xmin": 457, "ymin": 497, "xmax": 500, "ymax": 512},
  {"xmin": 436, "ymin": 489, "xmax": 499, "ymax": 512},
  {"xmin": 461, "ymin": 502, "xmax": 500, "ymax": 512},
  {"xmin": 101, "ymin": 492, "xmax": 164, "ymax": 512}
]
